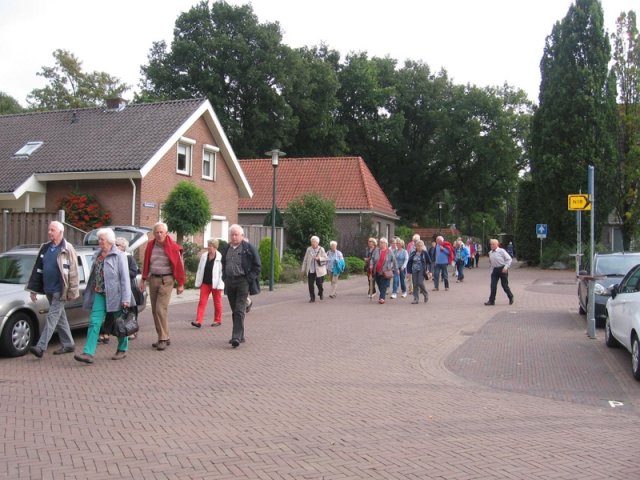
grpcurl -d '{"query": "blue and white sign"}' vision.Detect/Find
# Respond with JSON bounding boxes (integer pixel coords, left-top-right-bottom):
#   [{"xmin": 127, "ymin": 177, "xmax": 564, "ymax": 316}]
[{"xmin": 536, "ymin": 224, "xmax": 548, "ymax": 239}]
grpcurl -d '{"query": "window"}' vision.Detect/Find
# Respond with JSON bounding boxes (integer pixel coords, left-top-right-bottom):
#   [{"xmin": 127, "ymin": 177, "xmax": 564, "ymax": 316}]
[
  {"xmin": 177, "ymin": 141, "xmax": 193, "ymax": 175},
  {"xmin": 14, "ymin": 141, "xmax": 43, "ymax": 157},
  {"xmin": 202, "ymin": 146, "xmax": 218, "ymax": 181}
]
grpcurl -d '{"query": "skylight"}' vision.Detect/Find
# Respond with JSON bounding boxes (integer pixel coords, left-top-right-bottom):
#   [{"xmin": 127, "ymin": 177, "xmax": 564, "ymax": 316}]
[{"xmin": 14, "ymin": 141, "xmax": 43, "ymax": 157}]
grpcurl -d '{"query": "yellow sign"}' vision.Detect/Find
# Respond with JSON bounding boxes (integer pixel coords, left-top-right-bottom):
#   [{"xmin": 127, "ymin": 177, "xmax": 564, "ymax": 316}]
[{"xmin": 568, "ymin": 194, "xmax": 591, "ymax": 211}]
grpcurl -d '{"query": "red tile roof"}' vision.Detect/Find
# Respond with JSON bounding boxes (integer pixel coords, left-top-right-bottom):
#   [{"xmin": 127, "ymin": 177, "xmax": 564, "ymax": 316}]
[
  {"xmin": 412, "ymin": 227, "xmax": 463, "ymax": 242},
  {"xmin": 239, "ymin": 157, "xmax": 397, "ymax": 218}
]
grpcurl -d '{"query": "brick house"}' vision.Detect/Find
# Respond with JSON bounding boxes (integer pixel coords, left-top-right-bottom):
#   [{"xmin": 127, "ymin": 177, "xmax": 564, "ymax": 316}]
[
  {"xmin": 0, "ymin": 98, "xmax": 251, "ymax": 245},
  {"xmin": 238, "ymin": 156, "xmax": 398, "ymax": 256}
]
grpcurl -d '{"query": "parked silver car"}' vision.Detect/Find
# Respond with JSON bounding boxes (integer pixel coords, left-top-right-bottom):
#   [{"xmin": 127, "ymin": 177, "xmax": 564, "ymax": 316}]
[
  {"xmin": 605, "ymin": 263, "xmax": 640, "ymax": 380},
  {"xmin": 0, "ymin": 240, "xmax": 146, "ymax": 357}
]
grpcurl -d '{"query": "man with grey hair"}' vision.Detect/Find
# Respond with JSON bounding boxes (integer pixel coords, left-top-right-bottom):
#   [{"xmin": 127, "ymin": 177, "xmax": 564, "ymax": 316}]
[
  {"xmin": 26, "ymin": 220, "xmax": 80, "ymax": 357},
  {"xmin": 221, "ymin": 224, "xmax": 261, "ymax": 348}
]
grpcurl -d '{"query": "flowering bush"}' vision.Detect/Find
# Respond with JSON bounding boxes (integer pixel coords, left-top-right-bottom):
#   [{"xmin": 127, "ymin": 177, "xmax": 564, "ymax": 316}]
[{"xmin": 58, "ymin": 191, "xmax": 112, "ymax": 231}]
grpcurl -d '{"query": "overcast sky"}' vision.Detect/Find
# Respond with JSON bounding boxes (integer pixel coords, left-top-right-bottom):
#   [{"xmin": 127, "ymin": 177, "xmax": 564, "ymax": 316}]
[{"xmin": 0, "ymin": 0, "xmax": 636, "ymax": 107}]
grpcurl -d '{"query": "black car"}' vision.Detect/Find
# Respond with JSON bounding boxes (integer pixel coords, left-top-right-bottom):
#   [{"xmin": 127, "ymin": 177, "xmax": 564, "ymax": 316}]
[{"xmin": 578, "ymin": 252, "xmax": 640, "ymax": 327}]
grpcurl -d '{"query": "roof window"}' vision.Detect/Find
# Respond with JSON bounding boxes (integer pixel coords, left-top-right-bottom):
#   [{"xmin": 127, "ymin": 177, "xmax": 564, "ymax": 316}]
[{"xmin": 14, "ymin": 141, "xmax": 43, "ymax": 157}]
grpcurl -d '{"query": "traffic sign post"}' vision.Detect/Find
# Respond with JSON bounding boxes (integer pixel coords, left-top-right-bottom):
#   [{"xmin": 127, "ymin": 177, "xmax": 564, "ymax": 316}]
[
  {"xmin": 568, "ymin": 194, "xmax": 591, "ymax": 211},
  {"xmin": 536, "ymin": 224, "xmax": 547, "ymax": 261}
]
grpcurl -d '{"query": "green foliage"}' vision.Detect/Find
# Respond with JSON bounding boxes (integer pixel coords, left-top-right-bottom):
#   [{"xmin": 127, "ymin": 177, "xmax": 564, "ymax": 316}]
[
  {"xmin": 279, "ymin": 251, "xmax": 302, "ymax": 284},
  {"xmin": 514, "ymin": 179, "xmax": 540, "ymax": 264},
  {"xmin": 258, "ymin": 237, "xmax": 281, "ymax": 283},
  {"xmin": 181, "ymin": 241, "xmax": 201, "ymax": 273},
  {"xmin": 162, "ymin": 181, "xmax": 212, "ymax": 243},
  {"xmin": 345, "ymin": 256, "xmax": 365, "ymax": 275},
  {"xmin": 27, "ymin": 49, "xmax": 129, "ymax": 110},
  {"xmin": 539, "ymin": 241, "xmax": 574, "ymax": 269},
  {"xmin": 0, "ymin": 92, "xmax": 23, "ymax": 114},
  {"xmin": 611, "ymin": 11, "xmax": 640, "ymax": 250},
  {"xmin": 529, "ymin": 0, "xmax": 618, "ymax": 249},
  {"xmin": 283, "ymin": 193, "xmax": 337, "ymax": 258},
  {"xmin": 394, "ymin": 225, "xmax": 413, "ymax": 243}
]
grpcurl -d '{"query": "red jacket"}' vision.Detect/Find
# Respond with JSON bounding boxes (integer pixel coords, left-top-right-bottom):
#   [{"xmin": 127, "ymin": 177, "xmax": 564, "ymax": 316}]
[
  {"xmin": 142, "ymin": 235, "xmax": 186, "ymax": 286},
  {"xmin": 441, "ymin": 240, "xmax": 455, "ymax": 264}
]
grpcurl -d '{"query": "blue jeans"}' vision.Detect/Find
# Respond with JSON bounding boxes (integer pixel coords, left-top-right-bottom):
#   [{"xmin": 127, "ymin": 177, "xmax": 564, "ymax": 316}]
[
  {"xmin": 375, "ymin": 274, "xmax": 391, "ymax": 300},
  {"xmin": 83, "ymin": 293, "xmax": 128, "ymax": 356},
  {"xmin": 433, "ymin": 264, "xmax": 449, "ymax": 289},
  {"xmin": 36, "ymin": 292, "xmax": 74, "ymax": 351},
  {"xmin": 456, "ymin": 259, "xmax": 465, "ymax": 280},
  {"xmin": 392, "ymin": 269, "xmax": 406, "ymax": 294}
]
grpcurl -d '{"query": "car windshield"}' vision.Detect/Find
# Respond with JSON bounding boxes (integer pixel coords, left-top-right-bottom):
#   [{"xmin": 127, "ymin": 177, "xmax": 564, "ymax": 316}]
[
  {"xmin": 0, "ymin": 253, "xmax": 35, "ymax": 284},
  {"xmin": 595, "ymin": 255, "xmax": 640, "ymax": 276}
]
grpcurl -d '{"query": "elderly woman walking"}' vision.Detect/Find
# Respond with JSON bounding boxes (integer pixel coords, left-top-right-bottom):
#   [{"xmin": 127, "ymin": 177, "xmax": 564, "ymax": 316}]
[
  {"xmin": 370, "ymin": 237, "xmax": 398, "ymax": 304},
  {"xmin": 193, "ymin": 238, "xmax": 225, "ymax": 327},
  {"xmin": 406, "ymin": 240, "xmax": 432, "ymax": 304},
  {"xmin": 74, "ymin": 228, "xmax": 133, "ymax": 364},
  {"xmin": 326, "ymin": 240, "xmax": 345, "ymax": 298},
  {"xmin": 301, "ymin": 236, "xmax": 328, "ymax": 302}
]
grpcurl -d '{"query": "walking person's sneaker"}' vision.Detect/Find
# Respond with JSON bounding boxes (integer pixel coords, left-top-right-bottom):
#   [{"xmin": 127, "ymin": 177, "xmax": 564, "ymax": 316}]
[
  {"xmin": 155, "ymin": 340, "xmax": 168, "ymax": 351},
  {"xmin": 211, "ymin": 322, "xmax": 221, "ymax": 327},
  {"xmin": 29, "ymin": 346, "xmax": 44, "ymax": 358},
  {"xmin": 152, "ymin": 339, "xmax": 171, "ymax": 348},
  {"xmin": 191, "ymin": 321, "xmax": 201, "ymax": 328},
  {"xmin": 509, "ymin": 296, "xmax": 515, "ymax": 305},
  {"xmin": 53, "ymin": 346, "xmax": 75, "ymax": 355},
  {"xmin": 74, "ymin": 353, "xmax": 94, "ymax": 364},
  {"xmin": 401, "ymin": 292, "xmax": 407, "ymax": 298},
  {"xmin": 112, "ymin": 350, "xmax": 127, "ymax": 360},
  {"xmin": 390, "ymin": 293, "xmax": 397, "ymax": 299},
  {"xmin": 411, "ymin": 299, "xmax": 419, "ymax": 304},
  {"xmin": 245, "ymin": 299, "xmax": 252, "ymax": 313},
  {"xmin": 484, "ymin": 301, "xmax": 495, "ymax": 306},
  {"xmin": 231, "ymin": 338, "xmax": 240, "ymax": 348}
]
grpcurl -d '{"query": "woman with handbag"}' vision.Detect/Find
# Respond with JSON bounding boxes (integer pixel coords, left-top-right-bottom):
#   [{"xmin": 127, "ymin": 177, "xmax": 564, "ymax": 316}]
[
  {"xmin": 192, "ymin": 238, "xmax": 225, "ymax": 327},
  {"xmin": 115, "ymin": 237, "xmax": 142, "ymax": 339},
  {"xmin": 74, "ymin": 228, "xmax": 133, "ymax": 364},
  {"xmin": 301, "ymin": 235, "xmax": 328, "ymax": 302},
  {"xmin": 406, "ymin": 240, "xmax": 432, "ymax": 304},
  {"xmin": 370, "ymin": 237, "xmax": 398, "ymax": 304}
]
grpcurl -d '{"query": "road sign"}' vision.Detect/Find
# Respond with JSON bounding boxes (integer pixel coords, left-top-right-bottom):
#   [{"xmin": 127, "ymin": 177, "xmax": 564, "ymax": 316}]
[
  {"xmin": 536, "ymin": 224, "xmax": 547, "ymax": 239},
  {"xmin": 568, "ymin": 194, "xmax": 591, "ymax": 211}
]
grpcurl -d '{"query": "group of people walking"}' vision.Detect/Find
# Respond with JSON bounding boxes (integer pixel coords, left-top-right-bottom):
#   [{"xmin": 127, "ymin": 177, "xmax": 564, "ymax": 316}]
[
  {"xmin": 363, "ymin": 233, "xmax": 514, "ymax": 306},
  {"xmin": 26, "ymin": 221, "xmax": 261, "ymax": 365}
]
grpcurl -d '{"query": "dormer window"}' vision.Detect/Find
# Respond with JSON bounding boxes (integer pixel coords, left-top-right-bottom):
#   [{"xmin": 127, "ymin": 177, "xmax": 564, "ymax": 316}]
[
  {"xmin": 14, "ymin": 141, "xmax": 43, "ymax": 157},
  {"xmin": 177, "ymin": 137, "xmax": 195, "ymax": 176}
]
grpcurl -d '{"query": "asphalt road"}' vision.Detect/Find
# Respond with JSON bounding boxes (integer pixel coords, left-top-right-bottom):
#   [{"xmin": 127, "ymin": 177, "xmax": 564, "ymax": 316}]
[{"xmin": 1, "ymin": 263, "xmax": 639, "ymax": 479}]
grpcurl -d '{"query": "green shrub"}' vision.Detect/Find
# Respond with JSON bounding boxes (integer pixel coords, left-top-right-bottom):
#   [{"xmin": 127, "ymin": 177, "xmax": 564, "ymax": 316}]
[
  {"xmin": 539, "ymin": 241, "xmax": 574, "ymax": 269},
  {"xmin": 258, "ymin": 237, "xmax": 281, "ymax": 283},
  {"xmin": 345, "ymin": 256, "xmax": 365, "ymax": 275},
  {"xmin": 279, "ymin": 251, "xmax": 302, "ymax": 284},
  {"xmin": 182, "ymin": 241, "xmax": 202, "ymax": 273}
]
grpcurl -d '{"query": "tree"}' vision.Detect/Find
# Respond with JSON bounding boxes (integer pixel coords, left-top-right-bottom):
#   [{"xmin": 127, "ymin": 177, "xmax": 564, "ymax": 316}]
[
  {"xmin": 611, "ymin": 10, "xmax": 640, "ymax": 249},
  {"xmin": 0, "ymin": 92, "xmax": 23, "ymax": 114},
  {"xmin": 283, "ymin": 193, "xmax": 337, "ymax": 259},
  {"xmin": 27, "ymin": 49, "xmax": 129, "ymax": 110},
  {"xmin": 139, "ymin": 1, "xmax": 296, "ymax": 158},
  {"xmin": 528, "ymin": 0, "xmax": 618, "ymax": 260},
  {"xmin": 258, "ymin": 237, "xmax": 281, "ymax": 283},
  {"xmin": 161, "ymin": 181, "xmax": 212, "ymax": 244}
]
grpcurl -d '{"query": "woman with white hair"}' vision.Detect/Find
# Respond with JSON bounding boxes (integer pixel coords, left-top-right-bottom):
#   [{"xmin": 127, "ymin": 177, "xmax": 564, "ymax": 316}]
[
  {"xmin": 75, "ymin": 228, "xmax": 133, "ymax": 364},
  {"xmin": 301, "ymin": 235, "xmax": 328, "ymax": 302},
  {"xmin": 193, "ymin": 238, "xmax": 224, "ymax": 327},
  {"xmin": 326, "ymin": 240, "xmax": 345, "ymax": 298}
]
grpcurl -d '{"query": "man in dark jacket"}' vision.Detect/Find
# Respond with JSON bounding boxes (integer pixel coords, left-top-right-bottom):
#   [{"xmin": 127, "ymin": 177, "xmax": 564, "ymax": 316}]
[
  {"xmin": 25, "ymin": 221, "xmax": 80, "ymax": 358},
  {"xmin": 221, "ymin": 224, "xmax": 261, "ymax": 348}
]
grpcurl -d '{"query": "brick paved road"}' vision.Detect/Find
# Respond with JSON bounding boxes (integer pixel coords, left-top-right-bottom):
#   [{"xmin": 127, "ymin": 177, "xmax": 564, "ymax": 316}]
[{"xmin": 1, "ymin": 264, "xmax": 639, "ymax": 479}]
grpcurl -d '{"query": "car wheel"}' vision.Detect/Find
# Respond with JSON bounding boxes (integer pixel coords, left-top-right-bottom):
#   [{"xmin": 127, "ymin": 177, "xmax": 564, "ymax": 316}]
[
  {"xmin": 631, "ymin": 335, "xmax": 640, "ymax": 381},
  {"xmin": 604, "ymin": 316, "xmax": 620, "ymax": 348},
  {"xmin": 0, "ymin": 312, "xmax": 34, "ymax": 357}
]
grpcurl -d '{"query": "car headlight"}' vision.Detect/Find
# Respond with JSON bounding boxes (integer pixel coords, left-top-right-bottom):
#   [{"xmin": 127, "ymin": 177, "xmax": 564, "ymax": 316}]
[{"xmin": 594, "ymin": 283, "xmax": 610, "ymax": 296}]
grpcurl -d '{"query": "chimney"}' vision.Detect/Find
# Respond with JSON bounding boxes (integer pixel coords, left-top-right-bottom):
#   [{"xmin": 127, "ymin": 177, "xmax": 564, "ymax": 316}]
[{"xmin": 105, "ymin": 97, "xmax": 127, "ymax": 111}]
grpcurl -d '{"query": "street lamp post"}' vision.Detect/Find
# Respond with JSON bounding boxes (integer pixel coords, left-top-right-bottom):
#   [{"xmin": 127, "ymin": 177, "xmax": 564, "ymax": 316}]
[
  {"xmin": 437, "ymin": 201, "xmax": 445, "ymax": 233},
  {"xmin": 482, "ymin": 218, "xmax": 485, "ymax": 254},
  {"xmin": 265, "ymin": 149, "xmax": 285, "ymax": 291}
]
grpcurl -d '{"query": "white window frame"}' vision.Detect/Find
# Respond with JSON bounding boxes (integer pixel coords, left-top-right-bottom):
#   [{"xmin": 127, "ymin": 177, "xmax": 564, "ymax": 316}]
[
  {"xmin": 202, "ymin": 144, "xmax": 219, "ymax": 181},
  {"xmin": 177, "ymin": 137, "xmax": 195, "ymax": 176}
]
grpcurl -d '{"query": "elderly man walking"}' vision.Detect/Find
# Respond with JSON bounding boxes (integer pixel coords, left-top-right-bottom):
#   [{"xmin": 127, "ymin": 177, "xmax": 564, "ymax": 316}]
[
  {"xmin": 26, "ymin": 221, "xmax": 80, "ymax": 358},
  {"xmin": 221, "ymin": 225, "xmax": 261, "ymax": 348},
  {"xmin": 484, "ymin": 239, "xmax": 514, "ymax": 306},
  {"xmin": 140, "ymin": 222, "xmax": 185, "ymax": 351}
]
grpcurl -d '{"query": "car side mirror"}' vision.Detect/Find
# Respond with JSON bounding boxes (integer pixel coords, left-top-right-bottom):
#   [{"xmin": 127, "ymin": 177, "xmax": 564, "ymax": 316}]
[{"xmin": 610, "ymin": 284, "xmax": 619, "ymax": 299}]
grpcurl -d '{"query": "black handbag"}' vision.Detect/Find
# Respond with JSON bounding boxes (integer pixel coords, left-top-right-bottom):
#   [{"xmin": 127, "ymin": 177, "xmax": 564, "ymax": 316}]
[{"xmin": 111, "ymin": 307, "xmax": 139, "ymax": 338}]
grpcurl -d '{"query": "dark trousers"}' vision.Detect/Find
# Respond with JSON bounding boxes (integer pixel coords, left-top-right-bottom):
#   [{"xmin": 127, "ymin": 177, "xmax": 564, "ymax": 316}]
[
  {"xmin": 489, "ymin": 267, "xmax": 513, "ymax": 303},
  {"xmin": 226, "ymin": 276, "xmax": 249, "ymax": 341},
  {"xmin": 307, "ymin": 272, "xmax": 324, "ymax": 300}
]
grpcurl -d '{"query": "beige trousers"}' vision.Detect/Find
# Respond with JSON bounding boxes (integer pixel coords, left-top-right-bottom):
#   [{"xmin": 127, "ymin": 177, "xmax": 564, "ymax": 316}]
[{"xmin": 148, "ymin": 275, "xmax": 174, "ymax": 341}]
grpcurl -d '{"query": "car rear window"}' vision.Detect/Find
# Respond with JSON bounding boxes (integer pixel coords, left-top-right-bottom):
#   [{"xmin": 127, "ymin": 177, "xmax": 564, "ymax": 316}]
[
  {"xmin": 0, "ymin": 254, "xmax": 35, "ymax": 284},
  {"xmin": 596, "ymin": 255, "xmax": 640, "ymax": 276}
]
